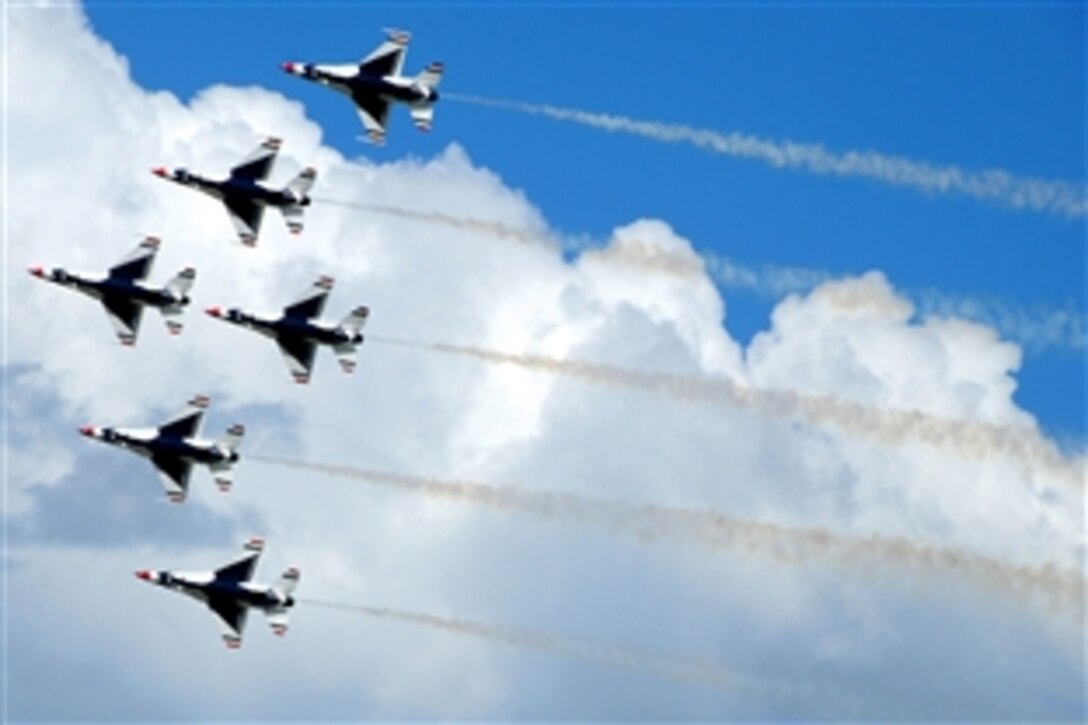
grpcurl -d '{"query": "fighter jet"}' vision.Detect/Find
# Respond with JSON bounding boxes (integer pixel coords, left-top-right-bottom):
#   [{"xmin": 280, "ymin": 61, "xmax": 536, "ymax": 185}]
[
  {"xmin": 28, "ymin": 236, "xmax": 195, "ymax": 346},
  {"xmin": 282, "ymin": 28, "xmax": 443, "ymax": 145},
  {"xmin": 152, "ymin": 136, "xmax": 316, "ymax": 246},
  {"xmin": 79, "ymin": 394, "xmax": 243, "ymax": 503},
  {"xmin": 205, "ymin": 275, "xmax": 369, "ymax": 384},
  {"xmin": 135, "ymin": 537, "xmax": 299, "ymax": 649}
]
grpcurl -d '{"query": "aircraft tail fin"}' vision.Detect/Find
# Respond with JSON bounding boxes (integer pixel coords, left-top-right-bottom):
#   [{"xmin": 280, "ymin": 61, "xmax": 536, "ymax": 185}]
[
  {"xmin": 218, "ymin": 423, "xmax": 245, "ymax": 453},
  {"xmin": 280, "ymin": 168, "xmax": 316, "ymax": 236},
  {"xmin": 285, "ymin": 167, "xmax": 317, "ymax": 198},
  {"xmin": 339, "ymin": 305, "xmax": 370, "ymax": 337},
  {"xmin": 275, "ymin": 566, "xmax": 301, "ymax": 597},
  {"xmin": 416, "ymin": 61, "xmax": 444, "ymax": 90},
  {"xmin": 160, "ymin": 267, "xmax": 196, "ymax": 335},
  {"xmin": 214, "ymin": 424, "xmax": 244, "ymax": 489}
]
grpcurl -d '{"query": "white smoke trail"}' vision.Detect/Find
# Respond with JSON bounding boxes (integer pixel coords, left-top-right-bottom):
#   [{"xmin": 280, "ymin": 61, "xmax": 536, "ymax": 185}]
[
  {"xmin": 259, "ymin": 457, "xmax": 1084, "ymax": 612},
  {"xmin": 703, "ymin": 254, "xmax": 1087, "ymax": 353},
  {"xmin": 301, "ymin": 598, "xmax": 782, "ymax": 695},
  {"xmin": 367, "ymin": 336, "xmax": 1082, "ymax": 486},
  {"xmin": 317, "ymin": 197, "xmax": 1085, "ymax": 352},
  {"xmin": 446, "ymin": 94, "xmax": 1087, "ymax": 218},
  {"xmin": 314, "ymin": 197, "xmax": 553, "ymax": 248}
]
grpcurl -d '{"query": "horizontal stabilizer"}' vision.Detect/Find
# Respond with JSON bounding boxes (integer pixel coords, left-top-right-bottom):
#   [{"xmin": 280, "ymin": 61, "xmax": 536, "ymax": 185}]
[
  {"xmin": 219, "ymin": 423, "xmax": 245, "ymax": 452},
  {"xmin": 165, "ymin": 267, "xmax": 196, "ymax": 299},
  {"xmin": 275, "ymin": 566, "xmax": 301, "ymax": 596},
  {"xmin": 286, "ymin": 167, "xmax": 317, "ymax": 197},
  {"xmin": 340, "ymin": 305, "xmax": 370, "ymax": 336},
  {"xmin": 410, "ymin": 104, "xmax": 434, "ymax": 132},
  {"xmin": 267, "ymin": 608, "xmax": 290, "ymax": 637},
  {"xmin": 415, "ymin": 61, "xmax": 444, "ymax": 90}
]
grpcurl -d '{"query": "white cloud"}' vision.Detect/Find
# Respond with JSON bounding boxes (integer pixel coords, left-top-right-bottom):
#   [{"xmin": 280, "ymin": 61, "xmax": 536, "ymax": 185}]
[{"xmin": 6, "ymin": 4, "xmax": 1084, "ymax": 720}]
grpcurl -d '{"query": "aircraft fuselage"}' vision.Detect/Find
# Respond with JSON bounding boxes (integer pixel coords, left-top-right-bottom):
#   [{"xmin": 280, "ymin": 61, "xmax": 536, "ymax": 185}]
[
  {"xmin": 92, "ymin": 427, "xmax": 236, "ymax": 467},
  {"xmin": 171, "ymin": 172, "xmax": 305, "ymax": 210},
  {"xmin": 157, "ymin": 571, "xmax": 293, "ymax": 611},
  {"xmin": 37, "ymin": 269, "xmax": 184, "ymax": 309},
  {"xmin": 300, "ymin": 64, "xmax": 437, "ymax": 106},
  {"xmin": 221, "ymin": 309, "xmax": 363, "ymax": 347}
]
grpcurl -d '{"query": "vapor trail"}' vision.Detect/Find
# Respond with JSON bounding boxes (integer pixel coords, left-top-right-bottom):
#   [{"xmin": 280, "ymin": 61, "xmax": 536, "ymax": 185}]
[
  {"xmin": 367, "ymin": 336, "xmax": 1081, "ymax": 486},
  {"xmin": 314, "ymin": 196, "xmax": 704, "ymax": 277},
  {"xmin": 314, "ymin": 197, "xmax": 552, "ymax": 248},
  {"xmin": 302, "ymin": 598, "xmax": 772, "ymax": 694},
  {"xmin": 446, "ymin": 94, "xmax": 1087, "ymax": 218},
  {"xmin": 318, "ymin": 198, "xmax": 1084, "ymax": 352},
  {"xmin": 258, "ymin": 457, "xmax": 1083, "ymax": 611}
]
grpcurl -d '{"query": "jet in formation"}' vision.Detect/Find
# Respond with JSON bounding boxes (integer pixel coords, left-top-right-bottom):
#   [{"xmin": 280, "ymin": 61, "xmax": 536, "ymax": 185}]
[
  {"xmin": 28, "ymin": 236, "xmax": 195, "ymax": 346},
  {"xmin": 79, "ymin": 394, "xmax": 243, "ymax": 503},
  {"xmin": 136, "ymin": 537, "xmax": 299, "ymax": 649},
  {"xmin": 282, "ymin": 28, "xmax": 443, "ymax": 145},
  {"xmin": 205, "ymin": 275, "xmax": 369, "ymax": 384},
  {"xmin": 152, "ymin": 137, "xmax": 316, "ymax": 246}
]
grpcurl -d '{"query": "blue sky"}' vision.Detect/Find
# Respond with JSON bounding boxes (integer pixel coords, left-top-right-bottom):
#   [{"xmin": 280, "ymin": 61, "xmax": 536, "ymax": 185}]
[
  {"xmin": 85, "ymin": 1, "xmax": 1086, "ymax": 436},
  {"xmin": 7, "ymin": 2, "xmax": 1085, "ymax": 720}
]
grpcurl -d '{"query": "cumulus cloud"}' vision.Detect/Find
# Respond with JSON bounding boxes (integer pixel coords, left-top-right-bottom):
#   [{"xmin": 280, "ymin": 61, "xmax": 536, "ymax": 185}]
[{"xmin": 6, "ymin": 3, "xmax": 1084, "ymax": 721}]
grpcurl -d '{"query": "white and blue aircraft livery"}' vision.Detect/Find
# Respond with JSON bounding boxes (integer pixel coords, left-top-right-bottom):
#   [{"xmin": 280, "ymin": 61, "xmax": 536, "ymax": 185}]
[
  {"xmin": 79, "ymin": 394, "xmax": 244, "ymax": 503},
  {"xmin": 28, "ymin": 236, "xmax": 195, "ymax": 345},
  {"xmin": 205, "ymin": 275, "xmax": 369, "ymax": 384},
  {"xmin": 135, "ymin": 537, "xmax": 300, "ymax": 649},
  {"xmin": 152, "ymin": 136, "xmax": 316, "ymax": 246},
  {"xmin": 282, "ymin": 28, "xmax": 443, "ymax": 145}
]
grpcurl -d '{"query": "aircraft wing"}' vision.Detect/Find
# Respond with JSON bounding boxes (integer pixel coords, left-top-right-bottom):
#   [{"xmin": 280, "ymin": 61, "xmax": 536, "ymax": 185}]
[
  {"xmin": 101, "ymin": 297, "xmax": 145, "ymax": 346},
  {"xmin": 229, "ymin": 137, "xmax": 281, "ymax": 182},
  {"xmin": 353, "ymin": 96, "xmax": 390, "ymax": 145},
  {"xmin": 214, "ymin": 539, "xmax": 263, "ymax": 583},
  {"xmin": 206, "ymin": 597, "xmax": 249, "ymax": 649},
  {"xmin": 276, "ymin": 336, "xmax": 319, "ymax": 384},
  {"xmin": 157, "ymin": 394, "xmax": 209, "ymax": 440},
  {"xmin": 358, "ymin": 30, "xmax": 409, "ymax": 78},
  {"xmin": 223, "ymin": 198, "xmax": 265, "ymax": 246},
  {"xmin": 283, "ymin": 275, "xmax": 333, "ymax": 320},
  {"xmin": 151, "ymin": 454, "xmax": 192, "ymax": 503},
  {"xmin": 108, "ymin": 236, "xmax": 160, "ymax": 282}
]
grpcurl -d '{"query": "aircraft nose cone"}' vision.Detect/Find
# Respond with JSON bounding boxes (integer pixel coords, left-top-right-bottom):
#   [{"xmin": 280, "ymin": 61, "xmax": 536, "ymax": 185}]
[
  {"xmin": 281, "ymin": 61, "xmax": 296, "ymax": 74},
  {"xmin": 134, "ymin": 570, "xmax": 152, "ymax": 581},
  {"xmin": 205, "ymin": 305, "xmax": 222, "ymax": 318},
  {"xmin": 28, "ymin": 266, "xmax": 44, "ymax": 277},
  {"xmin": 151, "ymin": 166, "xmax": 169, "ymax": 177},
  {"xmin": 78, "ymin": 424, "xmax": 96, "ymax": 437}
]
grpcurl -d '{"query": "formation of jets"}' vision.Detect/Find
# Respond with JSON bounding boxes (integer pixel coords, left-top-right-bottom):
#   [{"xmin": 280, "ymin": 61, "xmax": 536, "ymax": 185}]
[
  {"xmin": 283, "ymin": 28, "xmax": 443, "ymax": 145},
  {"xmin": 34, "ymin": 28, "xmax": 443, "ymax": 648},
  {"xmin": 206, "ymin": 275, "xmax": 369, "ymax": 383},
  {"xmin": 136, "ymin": 537, "xmax": 299, "ymax": 648},
  {"xmin": 153, "ymin": 136, "xmax": 316, "ymax": 246},
  {"xmin": 29, "ymin": 236, "xmax": 194, "ymax": 345}
]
